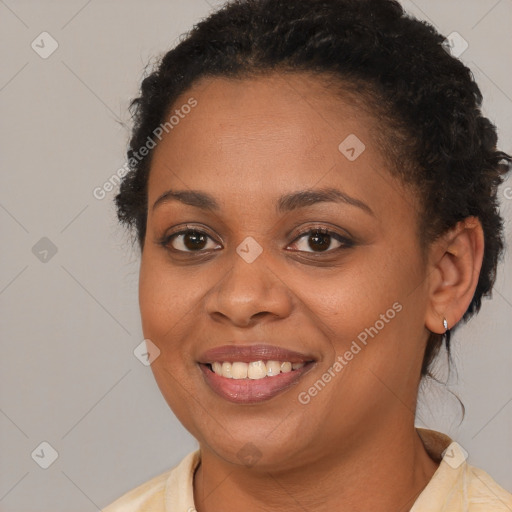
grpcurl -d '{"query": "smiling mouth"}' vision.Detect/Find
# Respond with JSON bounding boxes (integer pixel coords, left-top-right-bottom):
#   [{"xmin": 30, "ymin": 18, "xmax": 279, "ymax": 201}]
[
  {"xmin": 197, "ymin": 344, "xmax": 316, "ymax": 403},
  {"xmin": 206, "ymin": 360, "xmax": 308, "ymax": 379},
  {"xmin": 199, "ymin": 359, "xmax": 315, "ymax": 404}
]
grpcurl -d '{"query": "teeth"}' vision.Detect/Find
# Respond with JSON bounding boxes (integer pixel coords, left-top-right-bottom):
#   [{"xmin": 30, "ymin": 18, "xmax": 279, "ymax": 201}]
[
  {"xmin": 210, "ymin": 360, "xmax": 307, "ymax": 380},
  {"xmin": 266, "ymin": 360, "xmax": 281, "ymax": 376},
  {"xmin": 280, "ymin": 362, "xmax": 292, "ymax": 373},
  {"xmin": 248, "ymin": 361, "xmax": 267, "ymax": 379},
  {"xmin": 231, "ymin": 362, "xmax": 248, "ymax": 379},
  {"xmin": 221, "ymin": 362, "xmax": 233, "ymax": 379}
]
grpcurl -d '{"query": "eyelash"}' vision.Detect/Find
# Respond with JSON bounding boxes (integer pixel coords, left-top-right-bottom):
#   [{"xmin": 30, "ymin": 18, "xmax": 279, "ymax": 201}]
[
  {"xmin": 157, "ymin": 224, "xmax": 354, "ymax": 255},
  {"xmin": 292, "ymin": 226, "xmax": 354, "ymax": 252}
]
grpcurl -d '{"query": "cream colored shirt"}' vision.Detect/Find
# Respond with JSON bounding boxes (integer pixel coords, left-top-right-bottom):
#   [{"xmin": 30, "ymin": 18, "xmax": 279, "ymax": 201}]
[{"xmin": 102, "ymin": 429, "xmax": 512, "ymax": 511}]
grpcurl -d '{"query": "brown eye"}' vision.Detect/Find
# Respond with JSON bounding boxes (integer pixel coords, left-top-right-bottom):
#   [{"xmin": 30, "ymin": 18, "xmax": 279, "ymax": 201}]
[
  {"xmin": 164, "ymin": 229, "xmax": 221, "ymax": 253},
  {"xmin": 290, "ymin": 228, "xmax": 353, "ymax": 253}
]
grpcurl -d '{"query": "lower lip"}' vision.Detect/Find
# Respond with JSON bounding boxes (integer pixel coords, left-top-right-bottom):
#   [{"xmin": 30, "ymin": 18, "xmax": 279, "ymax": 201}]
[{"xmin": 199, "ymin": 363, "xmax": 314, "ymax": 404}]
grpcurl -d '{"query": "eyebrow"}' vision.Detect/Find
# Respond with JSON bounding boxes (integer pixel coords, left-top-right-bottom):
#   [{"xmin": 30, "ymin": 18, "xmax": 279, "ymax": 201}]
[{"xmin": 152, "ymin": 187, "xmax": 374, "ymax": 216}]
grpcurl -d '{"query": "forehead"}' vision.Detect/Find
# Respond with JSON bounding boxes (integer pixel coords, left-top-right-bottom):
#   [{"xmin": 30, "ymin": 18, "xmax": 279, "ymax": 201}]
[
  {"xmin": 169, "ymin": 72, "xmax": 373, "ymax": 148},
  {"xmin": 146, "ymin": 73, "xmax": 414, "ymax": 220}
]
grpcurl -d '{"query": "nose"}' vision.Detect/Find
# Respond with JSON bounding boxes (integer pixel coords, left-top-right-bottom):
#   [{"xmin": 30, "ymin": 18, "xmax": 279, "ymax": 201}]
[{"xmin": 204, "ymin": 244, "xmax": 293, "ymax": 327}]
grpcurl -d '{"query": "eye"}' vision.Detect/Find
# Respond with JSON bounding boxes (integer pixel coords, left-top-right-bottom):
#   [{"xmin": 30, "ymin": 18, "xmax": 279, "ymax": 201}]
[
  {"xmin": 158, "ymin": 225, "xmax": 353, "ymax": 255},
  {"xmin": 159, "ymin": 227, "xmax": 221, "ymax": 253},
  {"xmin": 288, "ymin": 227, "xmax": 353, "ymax": 253}
]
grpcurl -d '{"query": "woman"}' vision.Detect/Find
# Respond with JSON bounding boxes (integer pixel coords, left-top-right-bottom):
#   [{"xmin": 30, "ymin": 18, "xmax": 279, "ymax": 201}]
[{"xmin": 103, "ymin": 0, "xmax": 512, "ymax": 510}]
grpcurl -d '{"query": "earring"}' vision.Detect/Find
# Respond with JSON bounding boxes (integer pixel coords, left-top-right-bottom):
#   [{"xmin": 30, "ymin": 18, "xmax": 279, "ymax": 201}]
[{"xmin": 443, "ymin": 318, "xmax": 448, "ymax": 331}]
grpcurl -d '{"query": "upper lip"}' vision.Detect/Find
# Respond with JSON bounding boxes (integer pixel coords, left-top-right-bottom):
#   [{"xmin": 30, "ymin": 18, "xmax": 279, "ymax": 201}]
[{"xmin": 198, "ymin": 344, "xmax": 315, "ymax": 364}]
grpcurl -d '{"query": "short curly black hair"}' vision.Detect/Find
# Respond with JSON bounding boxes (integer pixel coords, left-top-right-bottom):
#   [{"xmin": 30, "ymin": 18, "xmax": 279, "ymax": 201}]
[{"xmin": 115, "ymin": 0, "xmax": 511, "ymax": 378}]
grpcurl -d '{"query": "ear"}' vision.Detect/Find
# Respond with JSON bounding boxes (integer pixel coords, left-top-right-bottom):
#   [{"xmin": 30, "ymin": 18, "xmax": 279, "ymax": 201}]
[{"xmin": 425, "ymin": 216, "xmax": 485, "ymax": 334}]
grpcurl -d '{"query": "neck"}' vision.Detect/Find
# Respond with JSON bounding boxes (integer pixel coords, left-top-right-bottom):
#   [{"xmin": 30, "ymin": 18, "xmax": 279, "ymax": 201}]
[{"xmin": 193, "ymin": 422, "xmax": 439, "ymax": 512}]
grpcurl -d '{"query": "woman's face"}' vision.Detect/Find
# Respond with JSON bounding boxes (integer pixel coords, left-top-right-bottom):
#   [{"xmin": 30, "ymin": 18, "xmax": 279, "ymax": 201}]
[{"xmin": 139, "ymin": 73, "xmax": 431, "ymax": 469}]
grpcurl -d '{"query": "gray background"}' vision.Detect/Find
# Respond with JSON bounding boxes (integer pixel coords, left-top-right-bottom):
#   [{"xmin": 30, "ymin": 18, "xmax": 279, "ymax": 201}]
[{"xmin": 0, "ymin": 0, "xmax": 511, "ymax": 510}]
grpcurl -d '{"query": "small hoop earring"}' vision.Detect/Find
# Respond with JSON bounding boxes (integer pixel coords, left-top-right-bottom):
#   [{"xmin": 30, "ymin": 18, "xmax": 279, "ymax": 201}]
[{"xmin": 443, "ymin": 318, "xmax": 448, "ymax": 331}]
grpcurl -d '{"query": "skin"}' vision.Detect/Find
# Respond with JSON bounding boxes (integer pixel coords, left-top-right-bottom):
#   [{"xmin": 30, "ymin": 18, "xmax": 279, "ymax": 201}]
[{"xmin": 138, "ymin": 72, "xmax": 484, "ymax": 512}]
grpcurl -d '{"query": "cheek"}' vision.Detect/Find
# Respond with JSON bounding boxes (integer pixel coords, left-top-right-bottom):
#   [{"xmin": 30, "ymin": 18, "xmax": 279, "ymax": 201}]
[
  {"xmin": 301, "ymin": 245, "xmax": 425, "ymax": 378},
  {"xmin": 292, "ymin": 252, "xmax": 406, "ymax": 337},
  {"xmin": 138, "ymin": 251, "xmax": 199, "ymax": 350},
  {"xmin": 138, "ymin": 254, "xmax": 204, "ymax": 420}
]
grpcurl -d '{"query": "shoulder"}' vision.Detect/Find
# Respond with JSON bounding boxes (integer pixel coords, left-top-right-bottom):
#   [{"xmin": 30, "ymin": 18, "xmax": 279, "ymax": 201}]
[
  {"xmin": 412, "ymin": 431, "xmax": 512, "ymax": 511},
  {"xmin": 464, "ymin": 464, "xmax": 512, "ymax": 511},
  {"xmin": 412, "ymin": 458, "xmax": 512, "ymax": 511},
  {"xmin": 101, "ymin": 468, "xmax": 171, "ymax": 512},
  {"xmin": 101, "ymin": 450, "xmax": 200, "ymax": 512}
]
